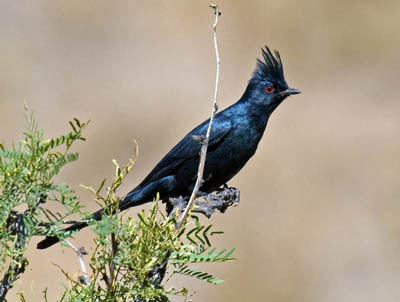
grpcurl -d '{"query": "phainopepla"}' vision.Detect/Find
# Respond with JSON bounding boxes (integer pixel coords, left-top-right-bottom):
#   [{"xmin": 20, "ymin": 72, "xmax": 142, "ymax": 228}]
[{"xmin": 37, "ymin": 46, "xmax": 300, "ymax": 249}]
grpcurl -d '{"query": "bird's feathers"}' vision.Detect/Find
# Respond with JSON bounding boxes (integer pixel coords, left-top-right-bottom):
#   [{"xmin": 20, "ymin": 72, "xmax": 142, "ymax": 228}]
[
  {"xmin": 254, "ymin": 46, "xmax": 286, "ymax": 85},
  {"xmin": 37, "ymin": 45, "xmax": 298, "ymax": 250},
  {"xmin": 136, "ymin": 117, "xmax": 232, "ymax": 188}
]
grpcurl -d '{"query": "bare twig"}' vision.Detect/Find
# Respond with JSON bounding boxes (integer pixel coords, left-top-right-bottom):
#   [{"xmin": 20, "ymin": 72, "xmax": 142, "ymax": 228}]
[
  {"xmin": 177, "ymin": 4, "xmax": 221, "ymax": 228},
  {"xmin": 193, "ymin": 187, "xmax": 240, "ymax": 217},
  {"xmin": 108, "ymin": 232, "xmax": 117, "ymax": 290},
  {"xmin": 169, "ymin": 186, "xmax": 240, "ymax": 218},
  {"xmin": 65, "ymin": 239, "xmax": 90, "ymax": 285}
]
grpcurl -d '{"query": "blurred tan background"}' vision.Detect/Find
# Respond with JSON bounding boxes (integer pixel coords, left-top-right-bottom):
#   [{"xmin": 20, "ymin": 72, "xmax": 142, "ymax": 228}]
[{"xmin": 1, "ymin": 0, "xmax": 400, "ymax": 301}]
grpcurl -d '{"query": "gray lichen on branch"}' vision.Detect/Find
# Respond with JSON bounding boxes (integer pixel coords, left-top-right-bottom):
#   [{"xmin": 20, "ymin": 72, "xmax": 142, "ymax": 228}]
[{"xmin": 169, "ymin": 186, "xmax": 240, "ymax": 219}]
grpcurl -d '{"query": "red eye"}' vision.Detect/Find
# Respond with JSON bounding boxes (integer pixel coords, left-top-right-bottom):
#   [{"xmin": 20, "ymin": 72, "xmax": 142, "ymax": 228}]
[{"xmin": 265, "ymin": 86, "xmax": 275, "ymax": 94}]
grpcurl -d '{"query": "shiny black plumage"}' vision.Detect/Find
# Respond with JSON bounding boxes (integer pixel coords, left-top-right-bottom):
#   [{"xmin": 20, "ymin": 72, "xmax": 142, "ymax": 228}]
[{"xmin": 37, "ymin": 46, "xmax": 300, "ymax": 249}]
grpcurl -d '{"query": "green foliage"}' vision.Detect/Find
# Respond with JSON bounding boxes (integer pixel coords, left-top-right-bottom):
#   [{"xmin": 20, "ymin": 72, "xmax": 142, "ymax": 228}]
[
  {"xmin": 169, "ymin": 217, "xmax": 235, "ymax": 286},
  {"xmin": 57, "ymin": 157, "xmax": 235, "ymax": 301},
  {"xmin": 0, "ymin": 107, "xmax": 88, "ymax": 299},
  {"xmin": 0, "ymin": 108, "xmax": 235, "ymax": 301}
]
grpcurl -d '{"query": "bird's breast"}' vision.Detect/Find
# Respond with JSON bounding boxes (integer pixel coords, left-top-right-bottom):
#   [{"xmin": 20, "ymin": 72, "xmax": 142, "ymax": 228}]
[{"xmin": 200, "ymin": 118, "xmax": 266, "ymax": 191}]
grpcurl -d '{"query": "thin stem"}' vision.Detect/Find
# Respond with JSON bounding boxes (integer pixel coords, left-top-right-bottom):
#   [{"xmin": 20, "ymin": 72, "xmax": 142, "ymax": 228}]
[
  {"xmin": 177, "ymin": 4, "xmax": 221, "ymax": 228},
  {"xmin": 65, "ymin": 239, "xmax": 90, "ymax": 285}
]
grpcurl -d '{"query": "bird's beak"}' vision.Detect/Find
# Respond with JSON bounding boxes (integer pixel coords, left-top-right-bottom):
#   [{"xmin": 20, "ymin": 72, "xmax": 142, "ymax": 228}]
[{"xmin": 280, "ymin": 88, "xmax": 301, "ymax": 97}]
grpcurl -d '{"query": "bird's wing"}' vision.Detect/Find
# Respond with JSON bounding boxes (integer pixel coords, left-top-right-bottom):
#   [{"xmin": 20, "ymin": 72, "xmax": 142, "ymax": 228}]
[{"xmin": 137, "ymin": 117, "xmax": 232, "ymax": 187}]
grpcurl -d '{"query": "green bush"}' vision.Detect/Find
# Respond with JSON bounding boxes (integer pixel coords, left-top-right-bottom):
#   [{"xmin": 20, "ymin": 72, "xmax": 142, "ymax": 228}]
[{"xmin": 0, "ymin": 109, "xmax": 235, "ymax": 302}]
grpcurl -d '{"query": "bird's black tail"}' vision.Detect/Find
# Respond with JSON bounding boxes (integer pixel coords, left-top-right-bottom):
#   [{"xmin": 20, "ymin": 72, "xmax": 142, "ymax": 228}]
[
  {"xmin": 36, "ymin": 207, "xmax": 104, "ymax": 249},
  {"xmin": 36, "ymin": 185, "xmax": 151, "ymax": 249},
  {"xmin": 36, "ymin": 220, "xmax": 90, "ymax": 249}
]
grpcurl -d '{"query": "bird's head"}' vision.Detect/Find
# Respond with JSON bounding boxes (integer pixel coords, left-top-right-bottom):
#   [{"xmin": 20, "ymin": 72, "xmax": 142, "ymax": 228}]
[{"xmin": 242, "ymin": 46, "xmax": 300, "ymax": 108}]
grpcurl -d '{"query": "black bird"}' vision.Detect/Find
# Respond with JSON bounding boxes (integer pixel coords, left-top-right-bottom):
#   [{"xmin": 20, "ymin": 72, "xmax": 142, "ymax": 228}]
[{"xmin": 37, "ymin": 46, "xmax": 300, "ymax": 249}]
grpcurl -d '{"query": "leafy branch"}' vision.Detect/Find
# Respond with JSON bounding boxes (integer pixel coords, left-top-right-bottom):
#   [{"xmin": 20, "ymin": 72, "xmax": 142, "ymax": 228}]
[
  {"xmin": 0, "ymin": 107, "xmax": 89, "ymax": 300},
  {"xmin": 55, "ymin": 151, "xmax": 235, "ymax": 301}
]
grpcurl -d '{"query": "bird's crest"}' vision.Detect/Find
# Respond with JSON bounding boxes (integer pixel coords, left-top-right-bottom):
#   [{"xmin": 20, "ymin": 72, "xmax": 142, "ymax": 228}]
[{"xmin": 254, "ymin": 46, "xmax": 286, "ymax": 85}]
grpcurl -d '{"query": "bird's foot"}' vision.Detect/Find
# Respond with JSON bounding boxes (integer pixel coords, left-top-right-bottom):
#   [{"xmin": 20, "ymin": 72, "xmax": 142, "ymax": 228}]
[{"xmin": 167, "ymin": 196, "xmax": 188, "ymax": 218}]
